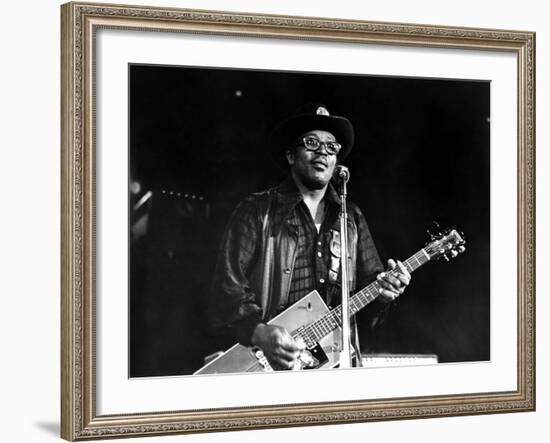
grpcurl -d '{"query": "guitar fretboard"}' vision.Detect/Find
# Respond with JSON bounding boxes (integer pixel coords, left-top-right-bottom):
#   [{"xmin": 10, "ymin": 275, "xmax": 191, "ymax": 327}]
[{"xmin": 292, "ymin": 249, "xmax": 430, "ymax": 347}]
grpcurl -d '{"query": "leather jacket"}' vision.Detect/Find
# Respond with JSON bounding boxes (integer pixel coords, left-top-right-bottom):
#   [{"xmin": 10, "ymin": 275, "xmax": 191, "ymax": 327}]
[{"xmin": 208, "ymin": 177, "xmax": 385, "ymax": 346}]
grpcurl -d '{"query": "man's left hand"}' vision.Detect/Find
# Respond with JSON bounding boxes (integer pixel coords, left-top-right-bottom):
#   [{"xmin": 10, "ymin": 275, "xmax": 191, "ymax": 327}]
[{"xmin": 376, "ymin": 259, "xmax": 411, "ymax": 303}]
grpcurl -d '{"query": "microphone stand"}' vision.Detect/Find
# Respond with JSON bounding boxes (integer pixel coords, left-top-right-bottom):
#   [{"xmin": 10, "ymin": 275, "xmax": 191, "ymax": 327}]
[{"xmin": 337, "ymin": 168, "xmax": 352, "ymax": 369}]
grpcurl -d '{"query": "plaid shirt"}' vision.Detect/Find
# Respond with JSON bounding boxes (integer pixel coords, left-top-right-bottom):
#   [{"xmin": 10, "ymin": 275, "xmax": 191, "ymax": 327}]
[
  {"xmin": 287, "ymin": 201, "xmax": 326, "ymax": 305},
  {"xmin": 209, "ymin": 177, "xmax": 385, "ymax": 345}
]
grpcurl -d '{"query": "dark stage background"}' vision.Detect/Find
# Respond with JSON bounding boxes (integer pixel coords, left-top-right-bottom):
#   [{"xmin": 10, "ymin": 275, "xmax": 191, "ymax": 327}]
[{"xmin": 129, "ymin": 64, "xmax": 490, "ymax": 377}]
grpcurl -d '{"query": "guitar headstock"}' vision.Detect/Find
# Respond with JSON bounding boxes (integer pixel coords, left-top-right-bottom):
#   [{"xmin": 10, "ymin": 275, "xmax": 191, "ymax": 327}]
[{"xmin": 424, "ymin": 222, "xmax": 466, "ymax": 262}]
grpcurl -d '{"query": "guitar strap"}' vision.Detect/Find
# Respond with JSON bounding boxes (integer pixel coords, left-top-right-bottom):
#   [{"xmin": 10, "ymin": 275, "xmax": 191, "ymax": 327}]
[{"xmin": 258, "ymin": 191, "xmax": 276, "ymax": 321}]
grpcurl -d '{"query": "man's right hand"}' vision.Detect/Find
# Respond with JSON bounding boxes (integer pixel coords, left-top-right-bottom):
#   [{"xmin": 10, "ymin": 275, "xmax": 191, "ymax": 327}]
[{"xmin": 251, "ymin": 323, "xmax": 304, "ymax": 370}]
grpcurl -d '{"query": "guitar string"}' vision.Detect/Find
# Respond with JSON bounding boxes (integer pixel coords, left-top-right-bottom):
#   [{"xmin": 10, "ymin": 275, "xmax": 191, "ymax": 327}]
[
  {"xmin": 234, "ymin": 237, "xmax": 459, "ymax": 372},
  {"xmin": 254, "ymin": 238, "xmax": 457, "ymax": 370},
  {"xmin": 296, "ymin": 250, "xmax": 430, "ymax": 345}
]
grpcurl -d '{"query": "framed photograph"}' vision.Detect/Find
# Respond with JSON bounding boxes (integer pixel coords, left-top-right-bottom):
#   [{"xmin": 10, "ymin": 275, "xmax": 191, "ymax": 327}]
[{"xmin": 61, "ymin": 1, "xmax": 535, "ymax": 440}]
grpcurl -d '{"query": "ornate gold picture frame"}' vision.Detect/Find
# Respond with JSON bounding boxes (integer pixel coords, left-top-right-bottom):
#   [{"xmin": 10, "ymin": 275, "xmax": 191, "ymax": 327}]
[{"xmin": 61, "ymin": 1, "xmax": 535, "ymax": 440}]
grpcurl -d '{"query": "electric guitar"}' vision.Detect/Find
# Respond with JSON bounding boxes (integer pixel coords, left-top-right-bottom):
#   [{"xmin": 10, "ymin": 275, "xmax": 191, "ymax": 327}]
[{"xmin": 195, "ymin": 227, "xmax": 466, "ymax": 375}]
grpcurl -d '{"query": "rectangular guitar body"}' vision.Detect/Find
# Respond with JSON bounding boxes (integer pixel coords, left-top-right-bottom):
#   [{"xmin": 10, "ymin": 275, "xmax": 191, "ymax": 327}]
[{"xmin": 195, "ymin": 291, "xmax": 343, "ymax": 374}]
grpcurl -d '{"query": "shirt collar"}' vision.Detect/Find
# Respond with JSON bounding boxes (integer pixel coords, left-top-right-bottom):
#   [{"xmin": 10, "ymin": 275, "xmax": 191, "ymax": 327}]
[{"xmin": 271, "ymin": 175, "xmax": 341, "ymax": 235}]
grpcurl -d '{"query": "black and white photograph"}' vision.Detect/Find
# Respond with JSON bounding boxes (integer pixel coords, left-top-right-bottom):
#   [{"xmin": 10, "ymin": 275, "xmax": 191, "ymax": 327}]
[
  {"xmin": 129, "ymin": 64, "xmax": 488, "ymax": 378},
  {"xmin": 54, "ymin": 2, "xmax": 537, "ymax": 441}
]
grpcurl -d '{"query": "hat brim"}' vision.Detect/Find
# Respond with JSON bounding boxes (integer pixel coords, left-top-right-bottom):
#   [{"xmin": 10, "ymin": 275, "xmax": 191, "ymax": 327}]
[{"xmin": 270, "ymin": 114, "xmax": 354, "ymax": 162}]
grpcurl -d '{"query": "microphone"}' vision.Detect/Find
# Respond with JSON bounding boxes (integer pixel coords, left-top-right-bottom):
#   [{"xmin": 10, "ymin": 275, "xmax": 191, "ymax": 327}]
[{"xmin": 334, "ymin": 165, "xmax": 350, "ymax": 183}]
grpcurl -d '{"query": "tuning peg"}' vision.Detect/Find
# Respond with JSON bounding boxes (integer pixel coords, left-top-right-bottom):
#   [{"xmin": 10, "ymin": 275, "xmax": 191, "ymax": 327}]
[
  {"xmin": 427, "ymin": 221, "xmax": 441, "ymax": 240},
  {"xmin": 458, "ymin": 245, "xmax": 466, "ymax": 253},
  {"xmin": 450, "ymin": 250, "xmax": 459, "ymax": 258}
]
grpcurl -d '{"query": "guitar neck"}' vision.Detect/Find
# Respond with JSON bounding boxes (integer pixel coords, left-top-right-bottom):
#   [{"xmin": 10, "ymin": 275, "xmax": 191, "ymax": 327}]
[{"xmin": 296, "ymin": 248, "xmax": 431, "ymax": 346}]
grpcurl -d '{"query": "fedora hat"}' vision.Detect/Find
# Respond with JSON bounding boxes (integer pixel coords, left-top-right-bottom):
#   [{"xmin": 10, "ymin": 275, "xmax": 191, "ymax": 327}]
[{"xmin": 270, "ymin": 103, "xmax": 354, "ymax": 162}]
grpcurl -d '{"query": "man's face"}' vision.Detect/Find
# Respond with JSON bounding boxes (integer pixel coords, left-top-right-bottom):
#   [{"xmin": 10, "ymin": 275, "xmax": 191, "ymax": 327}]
[{"xmin": 287, "ymin": 129, "xmax": 339, "ymax": 190}]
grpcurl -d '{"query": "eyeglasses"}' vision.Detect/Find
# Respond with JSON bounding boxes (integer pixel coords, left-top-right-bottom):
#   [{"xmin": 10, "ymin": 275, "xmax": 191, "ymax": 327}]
[{"xmin": 300, "ymin": 136, "xmax": 342, "ymax": 156}]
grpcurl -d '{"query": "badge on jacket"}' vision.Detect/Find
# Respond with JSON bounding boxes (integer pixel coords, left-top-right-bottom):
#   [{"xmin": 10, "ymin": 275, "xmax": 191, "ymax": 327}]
[{"xmin": 329, "ymin": 229, "xmax": 341, "ymax": 284}]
